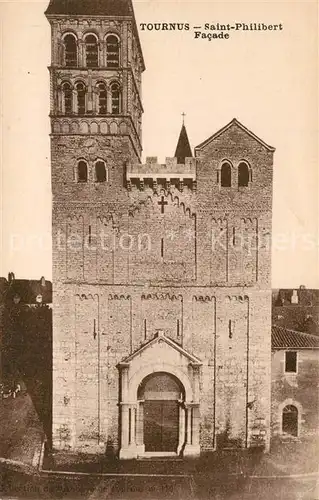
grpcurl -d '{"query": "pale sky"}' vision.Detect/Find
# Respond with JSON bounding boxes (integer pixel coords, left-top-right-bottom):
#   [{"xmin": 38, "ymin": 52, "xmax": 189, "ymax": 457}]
[{"xmin": 0, "ymin": 0, "xmax": 318, "ymax": 287}]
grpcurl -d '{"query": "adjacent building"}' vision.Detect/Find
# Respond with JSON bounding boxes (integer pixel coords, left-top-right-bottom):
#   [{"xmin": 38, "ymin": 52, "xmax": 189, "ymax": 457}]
[{"xmin": 271, "ymin": 326, "xmax": 319, "ymax": 440}]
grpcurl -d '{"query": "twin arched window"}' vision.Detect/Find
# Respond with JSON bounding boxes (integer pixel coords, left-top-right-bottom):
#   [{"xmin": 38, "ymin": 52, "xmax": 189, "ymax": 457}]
[
  {"xmin": 76, "ymin": 160, "xmax": 107, "ymax": 183},
  {"xmin": 61, "ymin": 80, "xmax": 121, "ymax": 115},
  {"xmin": 220, "ymin": 161, "xmax": 251, "ymax": 188},
  {"xmin": 62, "ymin": 32, "xmax": 120, "ymax": 68}
]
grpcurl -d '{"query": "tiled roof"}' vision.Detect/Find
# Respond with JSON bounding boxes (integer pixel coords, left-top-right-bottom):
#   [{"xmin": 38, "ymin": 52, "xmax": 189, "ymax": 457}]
[
  {"xmin": 272, "ymin": 325, "xmax": 319, "ymax": 349},
  {"xmin": 45, "ymin": 0, "xmax": 133, "ymax": 16}
]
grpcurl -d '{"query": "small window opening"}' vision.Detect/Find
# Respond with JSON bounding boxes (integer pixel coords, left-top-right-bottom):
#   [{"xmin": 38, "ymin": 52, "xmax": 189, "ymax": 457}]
[
  {"xmin": 221, "ymin": 162, "xmax": 231, "ymax": 187},
  {"xmin": 77, "ymin": 160, "xmax": 88, "ymax": 182},
  {"xmin": 238, "ymin": 162, "xmax": 250, "ymax": 187},
  {"xmin": 161, "ymin": 238, "xmax": 164, "ymax": 258},
  {"xmin": 144, "ymin": 319, "xmax": 147, "ymax": 340},
  {"xmin": 282, "ymin": 405, "xmax": 298, "ymax": 436},
  {"xmin": 228, "ymin": 319, "xmax": 233, "ymax": 339},
  {"xmin": 95, "ymin": 161, "xmax": 107, "ymax": 182},
  {"xmin": 285, "ymin": 351, "xmax": 297, "ymax": 373}
]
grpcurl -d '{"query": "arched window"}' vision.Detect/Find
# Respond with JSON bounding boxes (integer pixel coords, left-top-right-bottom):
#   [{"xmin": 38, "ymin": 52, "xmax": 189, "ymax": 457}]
[
  {"xmin": 97, "ymin": 82, "xmax": 107, "ymax": 115},
  {"xmin": 221, "ymin": 162, "xmax": 231, "ymax": 187},
  {"xmin": 85, "ymin": 34, "xmax": 98, "ymax": 68},
  {"xmin": 63, "ymin": 34, "xmax": 77, "ymax": 67},
  {"xmin": 106, "ymin": 34, "xmax": 120, "ymax": 68},
  {"xmin": 95, "ymin": 160, "xmax": 107, "ymax": 182},
  {"xmin": 62, "ymin": 82, "xmax": 73, "ymax": 114},
  {"xmin": 282, "ymin": 405, "xmax": 298, "ymax": 436},
  {"xmin": 238, "ymin": 162, "xmax": 250, "ymax": 187},
  {"xmin": 110, "ymin": 82, "xmax": 120, "ymax": 114},
  {"xmin": 77, "ymin": 160, "xmax": 88, "ymax": 182},
  {"xmin": 75, "ymin": 82, "xmax": 86, "ymax": 115}
]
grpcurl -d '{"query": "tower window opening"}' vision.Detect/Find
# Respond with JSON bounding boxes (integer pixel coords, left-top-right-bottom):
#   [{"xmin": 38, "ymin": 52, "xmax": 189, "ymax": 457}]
[
  {"xmin": 238, "ymin": 162, "xmax": 250, "ymax": 187},
  {"xmin": 77, "ymin": 160, "xmax": 88, "ymax": 183},
  {"xmin": 95, "ymin": 161, "xmax": 107, "ymax": 182},
  {"xmin": 110, "ymin": 82, "xmax": 121, "ymax": 114},
  {"xmin": 161, "ymin": 238, "xmax": 164, "ymax": 258},
  {"xmin": 97, "ymin": 82, "xmax": 107, "ymax": 115},
  {"xmin": 221, "ymin": 162, "xmax": 231, "ymax": 187},
  {"xmin": 63, "ymin": 34, "xmax": 77, "ymax": 67},
  {"xmin": 88, "ymin": 225, "xmax": 92, "ymax": 245},
  {"xmin": 62, "ymin": 82, "xmax": 73, "ymax": 114},
  {"xmin": 228, "ymin": 319, "xmax": 234, "ymax": 339},
  {"xmin": 106, "ymin": 34, "xmax": 120, "ymax": 68},
  {"xmin": 76, "ymin": 82, "xmax": 86, "ymax": 115},
  {"xmin": 85, "ymin": 34, "xmax": 98, "ymax": 68}
]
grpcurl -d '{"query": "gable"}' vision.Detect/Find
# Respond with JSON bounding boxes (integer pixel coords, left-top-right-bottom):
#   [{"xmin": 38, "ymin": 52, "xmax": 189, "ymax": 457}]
[
  {"xmin": 119, "ymin": 331, "xmax": 202, "ymax": 366},
  {"xmin": 195, "ymin": 118, "xmax": 275, "ymax": 154}
]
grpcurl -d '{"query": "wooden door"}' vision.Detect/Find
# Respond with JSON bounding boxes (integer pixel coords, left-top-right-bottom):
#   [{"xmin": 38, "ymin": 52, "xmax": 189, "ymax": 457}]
[{"xmin": 144, "ymin": 400, "xmax": 179, "ymax": 452}]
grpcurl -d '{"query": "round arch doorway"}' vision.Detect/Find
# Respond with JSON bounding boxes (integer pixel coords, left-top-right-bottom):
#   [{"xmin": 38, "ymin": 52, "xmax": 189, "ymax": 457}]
[{"xmin": 138, "ymin": 372, "xmax": 185, "ymax": 455}]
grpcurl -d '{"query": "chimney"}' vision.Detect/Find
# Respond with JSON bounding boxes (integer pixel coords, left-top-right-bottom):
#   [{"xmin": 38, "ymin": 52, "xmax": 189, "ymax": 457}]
[{"xmin": 291, "ymin": 290, "xmax": 299, "ymax": 304}]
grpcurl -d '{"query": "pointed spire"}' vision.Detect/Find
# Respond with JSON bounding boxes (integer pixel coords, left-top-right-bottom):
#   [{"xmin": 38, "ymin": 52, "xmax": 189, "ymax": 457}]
[{"xmin": 174, "ymin": 120, "xmax": 193, "ymax": 164}]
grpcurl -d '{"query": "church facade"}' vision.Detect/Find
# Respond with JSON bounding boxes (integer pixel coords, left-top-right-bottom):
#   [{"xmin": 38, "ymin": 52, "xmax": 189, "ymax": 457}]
[{"xmin": 45, "ymin": 0, "xmax": 274, "ymax": 458}]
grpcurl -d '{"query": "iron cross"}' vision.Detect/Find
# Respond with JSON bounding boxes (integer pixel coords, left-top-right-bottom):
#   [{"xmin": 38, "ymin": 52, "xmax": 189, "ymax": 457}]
[{"xmin": 158, "ymin": 196, "xmax": 168, "ymax": 214}]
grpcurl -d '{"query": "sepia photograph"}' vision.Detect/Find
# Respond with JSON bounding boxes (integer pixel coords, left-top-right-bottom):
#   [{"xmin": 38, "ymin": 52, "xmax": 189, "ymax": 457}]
[{"xmin": 0, "ymin": 0, "xmax": 318, "ymax": 498}]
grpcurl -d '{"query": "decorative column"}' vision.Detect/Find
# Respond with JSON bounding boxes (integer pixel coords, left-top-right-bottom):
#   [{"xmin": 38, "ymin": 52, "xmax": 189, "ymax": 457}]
[
  {"xmin": 118, "ymin": 363, "xmax": 138, "ymax": 459},
  {"xmin": 98, "ymin": 40, "xmax": 104, "ymax": 67},
  {"xmin": 183, "ymin": 362, "xmax": 201, "ymax": 457},
  {"xmin": 136, "ymin": 400, "xmax": 145, "ymax": 454},
  {"xmin": 184, "ymin": 404, "xmax": 200, "ymax": 457},
  {"xmin": 87, "ymin": 73, "xmax": 93, "ymax": 114},
  {"xmin": 78, "ymin": 39, "xmax": 85, "ymax": 66},
  {"xmin": 177, "ymin": 401, "xmax": 186, "ymax": 455},
  {"xmin": 72, "ymin": 89, "xmax": 77, "ymax": 114}
]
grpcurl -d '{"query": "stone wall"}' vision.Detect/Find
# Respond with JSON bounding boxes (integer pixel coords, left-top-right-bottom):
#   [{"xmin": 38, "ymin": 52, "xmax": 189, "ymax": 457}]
[{"xmin": 52, "ymin": 286, "xmax": 271, "ymax": 453}]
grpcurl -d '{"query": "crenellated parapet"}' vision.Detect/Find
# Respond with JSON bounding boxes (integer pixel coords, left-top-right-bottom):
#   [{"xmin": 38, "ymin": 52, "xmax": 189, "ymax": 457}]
[{"xmin": 126, "ymin": 156, "xmax": 197, "ymax": 191}]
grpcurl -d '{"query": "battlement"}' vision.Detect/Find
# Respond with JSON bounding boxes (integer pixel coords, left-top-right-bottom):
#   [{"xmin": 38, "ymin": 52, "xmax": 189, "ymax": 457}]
[
  {"xmin": 126, "ymin": 156, "xmax": 196, "ymax": 191},
  {"xmin": 127, "ymin": 156, "xmax": 196, "ymax": 178}
]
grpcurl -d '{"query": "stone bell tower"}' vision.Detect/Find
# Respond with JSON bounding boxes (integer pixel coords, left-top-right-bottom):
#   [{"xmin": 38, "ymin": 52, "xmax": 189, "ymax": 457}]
[{"xmin": 45, "ymin": 0, "xmax": 145, "ymax": 452}]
